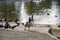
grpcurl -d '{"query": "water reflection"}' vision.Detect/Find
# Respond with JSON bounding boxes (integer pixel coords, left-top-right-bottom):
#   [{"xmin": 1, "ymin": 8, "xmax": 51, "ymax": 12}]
[
  {"xmin": 20, "ymin": 2, "xmax": 29, "ymax": 24},
  {"xmin": 0, "ymin": 0, "xmax": 60, "ymax": 24},
  {"xmin": 19, "ymin": 0, "xmax": 60, "ymax": 24}
]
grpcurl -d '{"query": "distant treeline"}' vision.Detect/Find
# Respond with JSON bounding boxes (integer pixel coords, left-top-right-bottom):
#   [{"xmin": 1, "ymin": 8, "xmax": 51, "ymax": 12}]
[{"xmin": 0, "ymin": 1, "xmax": 18, "ymax": 22}]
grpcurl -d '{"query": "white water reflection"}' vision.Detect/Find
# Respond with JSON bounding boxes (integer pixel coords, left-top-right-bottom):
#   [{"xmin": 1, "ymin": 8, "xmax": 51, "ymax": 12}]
[
  {"xmin": 20, "ymin": 2, "xmax": 29, "ymax": 24},
  {"xmin": 34, "ymin": 1, "xmax": 59, "ymax": 24},
  {"xmin": 16, "ymin": 0, "xmax": 60, "ymax": 25}
]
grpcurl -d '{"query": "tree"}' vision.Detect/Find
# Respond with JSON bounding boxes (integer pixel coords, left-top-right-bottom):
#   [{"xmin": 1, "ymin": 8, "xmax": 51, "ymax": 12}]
[
  {"xmin": 25, "ymin": 0, "xmax": 52, "ymax": 15},
  {"xmin": 6, "ymin": 1, "xmax": 18, "ymax": 21},
  {"xmin": 37, "ymin": 0, "xmax": 52, "ymax": 15},
  {"xmin": 0, "ymin": 1, "xmax": 18, "ymax": 21},
  {"xmin": 25, "ymin": 0, "xmax": 37, "ymax": 15},
  {"xmin": 0, "ymin": 2, "xmax": 5, "ymax": 18}
]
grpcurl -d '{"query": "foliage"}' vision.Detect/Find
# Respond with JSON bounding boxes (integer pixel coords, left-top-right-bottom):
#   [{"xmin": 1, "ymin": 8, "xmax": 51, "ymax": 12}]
[
  {"xmin": 25, "ymin": 0, "xmax": 37, "ymax": 15},
  {"xmin": 25, "ymin": 0, "xmax": 52, "ymax": 15},
  {"xmin": 37, "ymin": 0, "xmax": 52, "ymax": 14},
  {"xmin": 0, "ymin": 2, "xmax": 5, "ymax": 18},
  {"xmin": 0, "ymin": 1, "xmax": 18, "ymax": 21},
  {"xmin": 39, "ymin": 0, "xmax": 52, "ymax": 9}
]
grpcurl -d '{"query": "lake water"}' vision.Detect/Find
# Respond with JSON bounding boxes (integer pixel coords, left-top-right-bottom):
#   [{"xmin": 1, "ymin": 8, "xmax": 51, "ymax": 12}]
[{"xmin": 15, "ymin": 0, "xmax": 60, "ymax": 25}]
